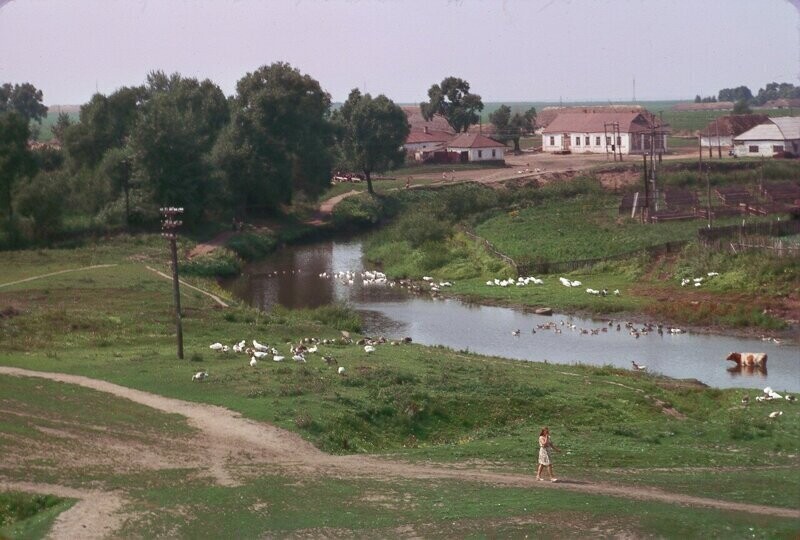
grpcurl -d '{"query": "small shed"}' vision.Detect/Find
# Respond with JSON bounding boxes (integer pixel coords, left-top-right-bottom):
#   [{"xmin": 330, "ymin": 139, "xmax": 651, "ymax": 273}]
[{"xmin": 698, "ymin": 114, "xmax": 768, "ymax": 151}]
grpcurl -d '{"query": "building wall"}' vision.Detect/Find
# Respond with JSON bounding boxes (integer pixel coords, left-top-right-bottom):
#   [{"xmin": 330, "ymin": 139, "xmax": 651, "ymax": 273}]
[
  {"xmin": 542, "ymin": 132, "xmax": 636, "ymax": 154},
  {"xmin": 404, "ymin": 141, "xmax": 447, "ymax": 152},
  {"xmin": 700, "ymin": 135, "xmax": 733, "ymax": 148},
  {"xmin": 448, "ymin": 146, "xmax": 505, "ymax": 161},
  {"xmin": 733, "ymin": 139, "xmax": 798, "ymax": 157}
]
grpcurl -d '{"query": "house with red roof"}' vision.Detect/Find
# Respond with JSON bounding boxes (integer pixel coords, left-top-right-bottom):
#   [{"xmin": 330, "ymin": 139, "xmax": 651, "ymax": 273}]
[
  {"xmin": 446, "ymin": 132, "xmax": 506, "ymax": 162},
  {"xmin": 541, "ymin": 111, "xmax": 668, "ymax": 155},
  {"xmin": 404, "ymin": 126, "xmax": 453, "ymax": 153}
]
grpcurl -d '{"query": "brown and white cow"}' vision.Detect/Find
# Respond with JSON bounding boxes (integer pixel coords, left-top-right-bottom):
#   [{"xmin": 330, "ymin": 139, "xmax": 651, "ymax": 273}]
[{"xmin": 726, "ymin": 352, "xmax": 768, "ymax": 367}]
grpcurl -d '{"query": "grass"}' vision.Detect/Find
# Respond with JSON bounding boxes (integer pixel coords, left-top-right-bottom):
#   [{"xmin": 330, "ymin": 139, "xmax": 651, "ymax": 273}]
[
  {"xmin": 0, "ymin": 495, "xmax": 73, "ymax": 540},
  {"xmin": 0, "ymin": 364, "xmax": 800, "ymax": 538}
]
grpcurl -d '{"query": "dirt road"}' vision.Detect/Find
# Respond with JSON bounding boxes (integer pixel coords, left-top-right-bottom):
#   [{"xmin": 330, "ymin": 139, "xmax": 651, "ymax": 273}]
[{"xmin": 1, "ymin": 367, "xmax": 796, "ymax": 538}]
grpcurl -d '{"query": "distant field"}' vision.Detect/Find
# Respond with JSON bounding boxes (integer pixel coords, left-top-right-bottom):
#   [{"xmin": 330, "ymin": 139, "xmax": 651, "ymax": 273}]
[
  {"xmin": 662, "ymin": 108, "xmax": 789, "ymax": 135},
  {"xmin": 32, "ymin": 109, "xmax": 80, "ymax": 141}
]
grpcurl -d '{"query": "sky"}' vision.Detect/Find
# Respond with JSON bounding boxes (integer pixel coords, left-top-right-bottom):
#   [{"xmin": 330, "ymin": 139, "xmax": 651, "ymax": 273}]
[{"xmin": 0, "ymin": 0, "xmax": 798, "ymax": 106}]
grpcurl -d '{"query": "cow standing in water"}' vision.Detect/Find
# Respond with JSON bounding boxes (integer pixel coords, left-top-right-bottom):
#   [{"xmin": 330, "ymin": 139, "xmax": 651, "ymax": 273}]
[{"xmin": 726, "ymin": 352, "xmax": 768, "ymax": 367}]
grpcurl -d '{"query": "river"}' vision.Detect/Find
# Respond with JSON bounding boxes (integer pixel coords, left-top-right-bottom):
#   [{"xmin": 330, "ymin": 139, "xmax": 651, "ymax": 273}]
[{"xmin": 224, "ymin": 239, "xmax": 799, "ymax": 392}]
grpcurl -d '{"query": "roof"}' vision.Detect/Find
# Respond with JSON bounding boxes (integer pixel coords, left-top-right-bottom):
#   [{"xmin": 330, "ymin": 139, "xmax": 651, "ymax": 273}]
[
  {"xmin": 537, "ymin": 105, "xmax": 648, "ymax": 128},
  {"xmin": 402, "ymin": 106, "xmax": 454, "ymax": 134},
  {"xmin": 699, "ymin": 115, "xmax": 769, "ymax": 137},
  {"xmin": 541, "ymin": 111, "xmax": 663, "ymax": 135},
  {"xmin": 405, "ymin": 129, "xmax": 453, "ymax": 145},
  {"xmin": 734, "ymin": 117, "xmax": 800, "ymax": 142},
  {"xmin": 447, "ymin": 132, "xmax": 506, "ymax": 149}
]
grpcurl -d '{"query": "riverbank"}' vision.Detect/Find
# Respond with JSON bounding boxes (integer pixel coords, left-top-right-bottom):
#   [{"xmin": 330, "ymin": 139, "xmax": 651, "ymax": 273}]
[{"xmin": 0, "ymin": 235, "xmax": 798, "ymax": 536}]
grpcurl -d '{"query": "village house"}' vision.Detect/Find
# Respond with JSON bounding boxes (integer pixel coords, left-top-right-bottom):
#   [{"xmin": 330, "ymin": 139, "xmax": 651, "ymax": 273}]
[
  {"xmin": 541, "ymin": 111, "xmax": 668, "ymax": 155},
  {"xmin": 732, "ymin": 116, "xmax": 800, "ymax": 157},
  {"xmin": 446, "ymin": 132, "xmax": 506, "ymax": 162},
  {"xmin": 403, "ymin": 126, "xmax": 452, "ymax": 153},
  {"xmin": 698, "ymin": 114, "xmax": 769, "ymax": 154}
]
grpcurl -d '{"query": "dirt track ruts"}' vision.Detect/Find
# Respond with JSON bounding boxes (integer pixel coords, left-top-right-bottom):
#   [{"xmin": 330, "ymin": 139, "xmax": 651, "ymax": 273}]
[{"xmin": 1, "ymin": 366, "xmax": 797, "ymax": 539}]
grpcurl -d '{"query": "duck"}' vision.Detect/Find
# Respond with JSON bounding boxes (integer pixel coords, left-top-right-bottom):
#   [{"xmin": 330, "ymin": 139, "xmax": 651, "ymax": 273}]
[
  {"xmin": 768, "ymin": 411, "xmax": 783, "ymax": 419},
  {"xmin": 273, "ymin": 355, "xmax": 285, "ymax": 362},
  {"xmin": 512, "ymin": 329, "xmax": 521, "ymax": 337},
  {"xmin": 192, "ymin": 371, "xmax": 209, "ymax": 382},
  {"xmin": 631, "ymin": 361, "xmax": 647, "ymax": 371},
  {"xmin": 253, "ymin": 339, "xmax": 269, "ymax": 352},
  {"xmin": 364, "ymin": 345, "xmax": 376, "ymax": 353},
  {"xmin": 249, "ymin": 357, "xmax": 257, "ymax": 367},
  {"xmin": 209, "ymin": 343, "xmax": 224, "ymax": 351}
]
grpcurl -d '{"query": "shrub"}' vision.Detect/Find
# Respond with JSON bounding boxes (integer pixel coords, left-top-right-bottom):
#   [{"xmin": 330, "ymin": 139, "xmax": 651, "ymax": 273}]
[
  {"xmin": 331, "ymin": 194, "xmax": 385, "ymax": 229},
  {"xmin": 15, "ymin": 171, "xmax": 68, "ymax": 242},
  {"xmin": 179, "ymin": 248, "xmax": 241, "ymax": 278},
  {"xmin": 225, "ymin": 231, "xmax": 277, "ymax": 261}
]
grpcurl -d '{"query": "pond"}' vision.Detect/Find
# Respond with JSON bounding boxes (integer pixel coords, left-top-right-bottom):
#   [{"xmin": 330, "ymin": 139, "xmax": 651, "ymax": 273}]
[{"xmin": 224, "ymin": 239, "xmax": 800, "ymax": 392}]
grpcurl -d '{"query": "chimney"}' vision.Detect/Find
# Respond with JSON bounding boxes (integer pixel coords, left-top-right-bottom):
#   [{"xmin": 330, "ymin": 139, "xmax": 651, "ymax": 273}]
[{"xmin": 424, "ymin": 126, "xmax": 429, "ymax": 134}]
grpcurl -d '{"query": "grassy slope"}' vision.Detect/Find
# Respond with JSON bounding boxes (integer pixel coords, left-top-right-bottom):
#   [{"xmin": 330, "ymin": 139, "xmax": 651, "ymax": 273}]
[{"xmin": 0, "ymin": 240, "xmax": 799, "ymax": 534}]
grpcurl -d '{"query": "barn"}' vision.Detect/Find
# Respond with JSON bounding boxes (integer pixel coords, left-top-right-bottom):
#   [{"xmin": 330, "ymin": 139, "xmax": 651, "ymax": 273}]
[{"xmin": 732, "ymin": 117, "xmax": 800, "ymax": 157}]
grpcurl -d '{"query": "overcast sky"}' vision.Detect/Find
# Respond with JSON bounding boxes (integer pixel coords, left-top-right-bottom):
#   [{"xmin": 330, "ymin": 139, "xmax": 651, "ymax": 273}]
[{"xmin": 1, "ymin": 0, "xmax": 798, "ymax": 105}]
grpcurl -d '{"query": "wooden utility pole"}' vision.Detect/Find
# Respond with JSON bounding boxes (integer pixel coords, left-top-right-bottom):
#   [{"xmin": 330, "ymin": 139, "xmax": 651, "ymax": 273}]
[
  {"xmin": 161, "ymin": 207, "xmax": 184, "ymax": 360},
  {"xmin": 642, "ymin": 154, "xmax": 649, "ymax": 223},
  {"xmin": 705, "ymin": 169, "xmax": 713, "ymax": 229}
]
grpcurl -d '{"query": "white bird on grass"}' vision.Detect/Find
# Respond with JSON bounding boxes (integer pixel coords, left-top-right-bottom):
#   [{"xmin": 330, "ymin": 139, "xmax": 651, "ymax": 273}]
[
  {"xmin": 293, "ymin": 353, "xmax": 306, "ymax": 363},
  {"xmin": 338, "ymin": 366, "xmax": 345, "ymax": 375},
  {"xmin": 273, "ymin": 355, "xmax": 285, "ymax": 362},
  {"xmin": 631, "ymin": 361, "xmax": 647, "ymax": 371},
  {"xmin": 249, "ymin": 357, "xmax": 257, "ymax": 367},
  {"xmin": 192, "ymin": 371, "xmax": 209, "ymax": 382},
  {"xmin": 768, "ymin": 411, "xmax": 783, "ymax": 419},
  {"xmin": 307, "ymin": 345, "xmax": 318, "ymax": 354},
  {"xmin": 209, "ymin": 343, "xmax": 224, "ymax": 351},
  {"xmin": 253, "ymin": 339, "xmax": 269, "ymax": 352},
  {"xmin": 364, "ymin": 345, "xmax": 376, "ymax": 353},
  {"xmin": 252, "ymin": 351, "xmax": 269, "ymax": 359}
]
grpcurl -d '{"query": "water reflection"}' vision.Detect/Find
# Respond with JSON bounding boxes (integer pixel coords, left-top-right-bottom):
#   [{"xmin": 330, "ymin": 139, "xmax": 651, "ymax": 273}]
[{"xmin": 224, "ymin": 239, "xmax": 799, "ymax": 392}]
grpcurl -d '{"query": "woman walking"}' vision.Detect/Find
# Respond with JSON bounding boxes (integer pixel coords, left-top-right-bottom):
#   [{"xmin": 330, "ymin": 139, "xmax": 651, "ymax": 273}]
[{"xmin": 536, "ymin": 427, "xmax": 560, "ymax": 482}]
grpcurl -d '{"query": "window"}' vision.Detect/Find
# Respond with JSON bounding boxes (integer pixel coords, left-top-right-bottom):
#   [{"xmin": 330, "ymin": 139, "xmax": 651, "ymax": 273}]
[
  {"xmin": 549, "ymin": 136, "xmax": 555, "ymax": 145},
  {"xmin": 606, "ymin": 136, "xmax": 611, "ymax": 145},
  {"xmin": 585, "ymin": 136, "xmax": 590, "ymax": 145},
  {"xmin": 773, "ymin": 145, "xmax": 784, "ymax": 153},
  {"xmin": 617, "ymin": 136, "xmax": 622, "ymax": 146},
  {"xmin": 575, "ymin": 137, "xmax": 581, "ymax": 145},
  {"xmin": 595, "ymin": 136, "xmax": 601, "ymax": 145},
  {"xmin": 748, "ymin": 145, "xmax": 759, "ymax": 153},
  {"xmin": 492, "ymin": 149, "xmax": 496, "ymax": 157},
  {"xmin": 478, "ymin": 150, "xmax": 483, "ymax": 158}
]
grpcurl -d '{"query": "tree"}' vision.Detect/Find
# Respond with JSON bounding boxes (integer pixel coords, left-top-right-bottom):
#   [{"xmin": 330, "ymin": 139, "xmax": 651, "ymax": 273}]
[
  {"xmin": 334, "ymin": 89, "xmax": 410, "ymax": 195},
  {"xmin": 733, "ymin": 99, "xmax": 753, "ymax": 115},
  {"xmin": 0, "ymin": 112, "xmax": 36, "ymax": 221},
  {"xmin": 15, "ymin": 171, "xmax": 67, "ymax": 241},
  {"xmin": 97, "ymin": 147, "xmax": 135, "ymax": 228},
  {"xmin": 51, "ymin": 112, "xmax": 73, "ymax": 144},
  {"xmin": 130, "ymin": 74, "xmax": 229, "ymax": 225},
  {"xmin": 213, "ymin": 62, "xmax": 334, "ymax": 215},
  {"xmin": 718, "ymin": 85, "xmax": 753, "ymax": 103},
  {"xmin": 0, "ymin": 83, "xmax": 48, "ymax": 124},
  {"xmin": 63, "ymin": 85, "xmax": 147, "ymax": 170},
  {"xmin": 754, "ymin": 82, "xmax": 800, "ymax": 105},
  {"xmin": 420, "ymin": 77, "xmax": 483, "ymax": 133},
  {"xmin": 489, "ymin": 105, "xmax": 536, "ymax": 153}
]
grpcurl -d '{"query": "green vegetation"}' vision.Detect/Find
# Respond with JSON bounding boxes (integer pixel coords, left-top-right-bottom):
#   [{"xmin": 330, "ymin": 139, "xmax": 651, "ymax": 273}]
[
  {"xmin": 0, "ymin": 235, "xmax": 798, "ymax": 536},
  {"xmin": 0, "ymin": 492, "xmax": 66, "ymax": 535}
]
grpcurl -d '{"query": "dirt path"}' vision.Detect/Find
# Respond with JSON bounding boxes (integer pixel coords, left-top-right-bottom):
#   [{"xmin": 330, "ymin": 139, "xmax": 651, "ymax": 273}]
[
  {"xmin": 0, "ymin": 481, "xmax": 127, "ymax": 540},
  {"xmin": 1, "ymin": 366, "xmax": 796, "ymax": 539},
  {"xmin": 144, "ymin": 265, "xmax": 229, "ymax": 308},
  {"xmin": 0, "ymin": 264, "xmax": 118, "ymax": 290}
]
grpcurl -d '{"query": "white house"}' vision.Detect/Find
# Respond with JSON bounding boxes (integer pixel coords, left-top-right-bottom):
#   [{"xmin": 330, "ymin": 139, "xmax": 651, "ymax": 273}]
[
  {"xmin": 732, "ymin": 117, "xmax": 800, "ymax": 157},
  {"xmin": 403, "ymin": 127, "xmax": 452, "ymax": 153},
  {"xmin": 446, "ymin": 133, "xmax": 506, "ymax": 162},
  {"xmin": 541, "ymin": 112, "xmax": 667, "ymax": 155}
]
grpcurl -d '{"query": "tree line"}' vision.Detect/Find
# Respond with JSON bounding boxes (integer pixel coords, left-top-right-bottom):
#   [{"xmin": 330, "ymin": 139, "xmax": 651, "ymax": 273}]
[{"xmin": 695, "ymin": 81, "xmax": 800, "ymax": 112}]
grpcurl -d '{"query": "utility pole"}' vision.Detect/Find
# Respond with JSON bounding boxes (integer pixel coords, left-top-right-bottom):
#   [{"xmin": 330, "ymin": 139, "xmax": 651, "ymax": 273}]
[
  {"xmin": 161, "ymin": 207, "xmax": 184, "ymax": 360},
  {"xmin": 705, "ymin": 168, "xmax": 713, "ymax": 229},
  {"xmin": 642, "ymin": 153, "xmax": 649, "ymax": 223}
]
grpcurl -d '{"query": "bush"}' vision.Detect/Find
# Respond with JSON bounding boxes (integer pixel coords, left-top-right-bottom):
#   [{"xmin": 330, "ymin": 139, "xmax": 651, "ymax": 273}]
[
  {"xmin": 225, "ymin": 231, "xmax": 277, "ymax": 261},
  {"xmin": 331, "ymin": 194, "xmax": 385, "ymax": 229},
  {"xmin": 14, "ymin": 171, "xmax": 68, "ymax": 242},
  {"xmin": 179, "ymin": 248, "xmax": 241, "ymax": 278},
  {"xmin": 0, "ymin": 492, "xmax": 62, "ymax": 527}
]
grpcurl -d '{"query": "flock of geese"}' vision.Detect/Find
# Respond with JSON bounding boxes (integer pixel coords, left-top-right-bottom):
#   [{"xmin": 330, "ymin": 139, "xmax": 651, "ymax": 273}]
[
  {"xmin": 196, "ymin": 332, "xmax": 412, "ymax": 382},
  {"xmin": 741, "ymin": 386, "xmax": 796, "ymax": 419},
  {"xmin": 511, "ymin": 319, "xmax": 685, "ymax": 341},
  {"xmin": 680, "ymin": 272, "xmax": 720, "ymax": 288}
]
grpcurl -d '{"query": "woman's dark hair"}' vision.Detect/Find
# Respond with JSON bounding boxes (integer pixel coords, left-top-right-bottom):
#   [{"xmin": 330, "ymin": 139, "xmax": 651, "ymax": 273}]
[{"xmin": 539, "ymin": 427, "xmax": 549, "ymax": 436}]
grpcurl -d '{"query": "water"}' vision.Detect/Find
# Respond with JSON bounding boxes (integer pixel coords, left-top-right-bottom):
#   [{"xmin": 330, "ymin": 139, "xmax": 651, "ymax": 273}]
[{"xmin": 225, "ymin": 239, "xmax": 800, "ymax": 392}]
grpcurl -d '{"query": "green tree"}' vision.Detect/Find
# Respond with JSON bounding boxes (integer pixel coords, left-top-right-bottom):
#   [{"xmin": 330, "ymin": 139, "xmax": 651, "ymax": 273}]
[
  {"xmin": 51, "ymin": 112, "xmax": 73, "ymax": 144},
  {"xmin": 63, "ymin": 85, "xmax": 147, "ymax": 170},
  {"xmin": 0, "ymin": 112, "xmax": 36, "ymax": 221},
  {"xmin": 754, "ymin": 82, "xmax": 800, "ymax": 105},
  {"xmin": 97, "ymin": 147, "xmax": 135, "ymax": 228},
  {"xmin": 718, "ymin": 86, "xmax": 753, "ymax": 103},
  {"xmin": 333, "ymin": 89, "xmax": 409, "ymax": 195},
  {"xmin": 420, "ymin": 77, "xmax": 483, "ymax": 133},
  {"xmin": 0, "ymin": 83, "xmax": 48, "ymax": 123},
  {"xmin": 489, "ymin": 105, "xmax": 536, "ymax": 153},
  {"xmin": 733, "ymin": 99, "xmax": 753, "ymax": 115},
  {"xmin": 15, "ymin": 170, "xmax": 67, "ymax": 241},
  {"xmin": 213, "ymin": 62, "xmax": 334, "ymax": 215},
  {"xmin": 130, "ymin": 74, "xmax": 229, "ymax": 225}
]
